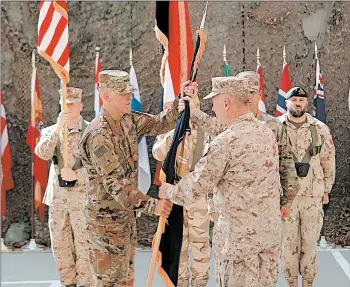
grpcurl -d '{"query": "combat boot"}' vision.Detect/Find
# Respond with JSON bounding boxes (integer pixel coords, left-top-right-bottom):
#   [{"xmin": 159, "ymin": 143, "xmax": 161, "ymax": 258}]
[
  {"xmin": 64, "ymin": 285, "xmax": 76, "ymax": 287},
  {"xmin": 287, "ymin": 278, "xmax": 298, "ymax": 287},
  {"xmin": 302, "ymin": 278, "xmax": 314, "ymax": 287}
]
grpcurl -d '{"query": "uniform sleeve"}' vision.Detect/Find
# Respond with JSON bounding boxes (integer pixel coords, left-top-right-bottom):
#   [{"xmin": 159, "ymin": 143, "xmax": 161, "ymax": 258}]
[
  {"xmin": 152, "ymin": 130, "xmax": 175, "ymax": 161},
  {"xmin": 277, "ymin": 128, "xmax": 299, "ymax": 207},
  {"xmin": 134, "ymin": 98, "xmax": 179, "ymax": 137},
  {"xmin": 191, "ymin": 109, "xmax": 227, "ymax": 137},
  {"xmin": 319, "ymin": 126, "xmax": 336, "ymax": 194},
  {"xmin": 164, "ymin": 137, "xmax": 230, "ymax": 206},
  {"xmin": 75, "ymin": 168, "xmax": 87, "ymax": 185},
  {"xmin": 88, "ymin": 133, "xmax": 157, "ymax": 214},
  {"xmin": 35, "ymin": 125, "xmax": 59, "ymax": 161},
  {"xmin": 207, "ymin": 190, "xmax": 215, "ymax": 214}
]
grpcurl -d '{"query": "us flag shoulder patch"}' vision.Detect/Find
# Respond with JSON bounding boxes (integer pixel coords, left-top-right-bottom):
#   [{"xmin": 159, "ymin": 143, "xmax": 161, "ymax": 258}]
[{"xmin": 94, "ymin": 145, "xmax": 108, "ymax": 158}]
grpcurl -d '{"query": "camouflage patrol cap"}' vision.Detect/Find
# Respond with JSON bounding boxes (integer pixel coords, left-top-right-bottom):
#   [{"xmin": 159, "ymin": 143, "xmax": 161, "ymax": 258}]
[
  {"xmin": 98, "ymin": 70, "xmax": 137, "ymax": 94},
  {"xmin": 285, "ymin": 87, "xmax": 308, "ymax": 100},
  {"xmin": 58, "ymin": 87, "xmax": 82, "ymax": 105},
  {"xmin": 235, "ymin": 71, "xmax": 260, "ymax": 91},
  {"xmin": 203, "ymin": 76, "xmax": 251, "ymax": 100}
]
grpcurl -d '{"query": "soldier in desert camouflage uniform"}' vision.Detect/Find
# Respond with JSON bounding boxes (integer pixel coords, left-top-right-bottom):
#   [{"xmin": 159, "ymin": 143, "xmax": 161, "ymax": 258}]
[
  {"xmin": 186, "ymin": 72, "xmax": 299, "ymax": 220},
  {"xmin": 152, "ymin": 96, "xmax": 211, "ymax": 287},
  {"xmin": 277, "ymin": 87, "xmax": 336, "ymax": 287},
  {"xmin": 78, "ymin": 70, "xmax": 199, "ymax": 287},
  {"xmin": 159, "ymin": 76, "xmax": 282, "ymax": 287},
  {"xmin": 35, "ymin": 88, "xmax": 92, "ymax": 287}
]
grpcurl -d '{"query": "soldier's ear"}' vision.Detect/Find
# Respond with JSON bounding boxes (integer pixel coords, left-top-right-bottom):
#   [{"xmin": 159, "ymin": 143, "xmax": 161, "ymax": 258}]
[{"xmin": 80, "ymin": 103, "xmax": 84, "ymax": 111}]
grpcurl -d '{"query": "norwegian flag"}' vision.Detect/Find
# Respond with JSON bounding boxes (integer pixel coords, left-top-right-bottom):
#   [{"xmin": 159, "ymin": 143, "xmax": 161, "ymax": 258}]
[
  {"xmin": 38, "ymin": 1, "xmax": 70, "ymax": 83},
  {"xmin": 275, "ymin": 62, "xmax": 292, "ymax": 116},
  {"xmin": 26, "ymin": 61, "xmax": 48, "ymax": 221},
  {"xmin": 313, "ymin": 59, "xmax": 326, "ymax": 123},
  {"xmin": 94, "ymin": 49, "xmax": 102, "ymax": 116},
  {"xmin": 256, "ymin": 62, "xmax": 266, "ymax": 113},
  {"xmin": 1, "ymin": 92, "xmax": 14, "ymax": 216}
]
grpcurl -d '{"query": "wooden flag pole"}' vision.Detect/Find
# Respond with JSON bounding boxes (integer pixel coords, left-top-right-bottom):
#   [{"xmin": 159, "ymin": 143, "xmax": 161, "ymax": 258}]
[{"xmin": 146, "ymin": 215, "xmax": 167, "ymax": 287}]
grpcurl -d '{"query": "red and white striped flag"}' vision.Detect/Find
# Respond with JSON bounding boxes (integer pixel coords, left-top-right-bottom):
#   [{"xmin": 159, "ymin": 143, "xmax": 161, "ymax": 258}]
[
  {"xmin": 26, "ymin": 57, "xmax": 48, "ymax": 221},
  {"xmin": 256, "ymin": 62, "xmax": 266, "ymax": 113},
  {"xmin": 38, "ymin": 1, "xmax": 70, "ymax": 83},
  {"xmin": 1, "ymin": 92, "xmax": 14, "ymax": 216},
  {"xmin": 94, "ymin": 48, "xmax": 102, "ymax": 116}
]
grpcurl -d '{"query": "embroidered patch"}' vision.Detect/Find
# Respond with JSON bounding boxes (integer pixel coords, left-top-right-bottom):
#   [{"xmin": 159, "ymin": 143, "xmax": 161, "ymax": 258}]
[{"xmin": 94, "ymin": 145, "xmax": 108, "ymax": 158}]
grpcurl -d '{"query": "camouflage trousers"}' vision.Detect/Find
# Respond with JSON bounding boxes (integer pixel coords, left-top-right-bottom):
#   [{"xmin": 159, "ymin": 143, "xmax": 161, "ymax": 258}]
[
  {"xmin": 87, "ymin": 219, "xmax": 136, "ymax": 287},
  {"xmin": 49, "ymin": 206, "xmax": 92, "ymax": 286},
  {"xmin": 178, "ymin": 197, "xmax": 211, "ymax": 287},
  {"xmin": 283, "ymin": 195, "xmax": 323, "ymax": 283},
  {"xmin": 215, "ymin": 245, "xmax": 280, "ymax": 287}
]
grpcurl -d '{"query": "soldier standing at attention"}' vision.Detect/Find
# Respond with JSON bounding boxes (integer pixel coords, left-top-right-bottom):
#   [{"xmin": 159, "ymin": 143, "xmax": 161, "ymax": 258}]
[
  {"xmin": 159, "ymin": 76, "xmax": 282, "ymax": 287},
  {"xmin": 79, "ymin": 70, "xmax": 199, "ymax": 287},
  {"xmin": 278, "ymin": 87, "xmax": 335, "ymax": 287},
  {"xmin": 35, "ymin": 88, "xmax": 92, "ymax": 287},
  {"xmin": 152, "ymin": 95, "xmax": 211, "ymax": 287}
]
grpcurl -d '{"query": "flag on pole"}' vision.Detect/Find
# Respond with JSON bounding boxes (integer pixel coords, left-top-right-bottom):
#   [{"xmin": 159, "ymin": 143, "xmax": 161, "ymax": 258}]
[
  {"xmin": 275, "ymin": 46, "xmax": 292, "ymax": 116},
  {"xmin": 130, "ymin": 50, "xmax": 151, "ymax": 194},
  {"xmin": 152, "ymin": 1, "xmax": 195, "ymax": 285},
  {"xmin": 94, "ymin": 47, "xmax": 102, "ymax": 116},
  {"xmin": 26, "ymin": 53, "xmax": 49, "ymax": 221},
  {"xmin": 256, "ymin": 48, "xmax": 266, "ymax": 113},
  {"xmin": 223, "ymin": 45, "xmax": 230, "ymax": 76},
  {"xmin": 313, "ymin": 53, "xmax": 326, "ymax": 123},
  {"xmin": 38, "ymin": 0, "xmax": 70, "ymax": 84},
  {"xmin": 1, "ymin": 92, "xmax": 14, "ymax": 216}
]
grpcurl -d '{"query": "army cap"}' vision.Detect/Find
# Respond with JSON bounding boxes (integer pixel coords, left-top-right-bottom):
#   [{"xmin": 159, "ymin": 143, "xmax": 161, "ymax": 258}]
[
  {"xmin": 98, "ymin": 70, "xmax": 137, "ymax": 94},
  {"xmin": 58, "ymin": 87, "xmax": 82, "ymax": 105},
  {"xmin": 235, "ymin": 71, "xmax": 260, "ymax": 91},
  {"xmin": 203, "ymin": 76, "xmax": 252, "ymax": 100},
  {"xmin": 285, "ymin": 87, "xmax": 308, "ymax": 100}
]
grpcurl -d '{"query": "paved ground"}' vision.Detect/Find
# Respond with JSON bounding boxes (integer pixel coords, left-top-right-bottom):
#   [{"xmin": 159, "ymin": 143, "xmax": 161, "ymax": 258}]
[{"xmin": 1, "ymin": 248, "xmax": 349, "ymax": 287}]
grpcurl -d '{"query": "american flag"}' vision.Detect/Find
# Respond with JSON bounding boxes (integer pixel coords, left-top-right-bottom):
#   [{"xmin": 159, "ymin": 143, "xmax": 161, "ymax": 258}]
[
  {"xmin": 313, "ymin": 58, "xmax": 326, "ymax": 123},
  {"xmin": 38, "ymin": 1, "xmax": 70, "ymax": 83},
  {"xmin": 1, "ymin": 92, "xmax": 14, "ymax": 216},
  {"xmin": 275, "ymin": 62, "xmax": 292, "ymax": 116},
  {"xmin": 94, "ymin": 48, "xmax": 102, "ymax": 116}
]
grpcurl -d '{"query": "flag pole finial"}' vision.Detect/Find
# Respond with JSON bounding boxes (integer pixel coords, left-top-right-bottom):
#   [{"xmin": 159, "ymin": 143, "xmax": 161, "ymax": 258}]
[
  {"xmin": 257, "ymin": 47, "xmax": 260, "ymax": 65},
  {"xmin": 95, "ymin": 46, "xmax": 100, "ymax": 58},
  {"xmin": 200, "ymin": 2, "xmax": 208, "ymax": 29},
  {"xmin": 283, "ymin": 46, "xmax": 287, "ymax": 63},
  {"xmin": 130, "ymin": 48, "xmax": 133, "ymax": 67},
  {"xmin": 32, "ymin": 50, "xmax": 35, "ymax": 69},
  {"xmin": 223, "ymin": 44, "xmax": 227, "ymax": 63},
  {"xmin": 315, "ymin": 42, "xmax": 318, "ymax": 60}
]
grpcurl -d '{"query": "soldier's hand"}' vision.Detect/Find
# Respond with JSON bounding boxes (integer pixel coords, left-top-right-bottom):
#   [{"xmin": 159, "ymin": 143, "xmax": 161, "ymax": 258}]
[
  {"xmin": 322, "ymin": 192, "xmax": 329, "ymax": 204},
  {"xmin": 280, "ymin": 206, "xmax": 290, "ymax": 219},
  {"xmin": 180, "ymin": 81, "xmax": 199, "ymax": 115},
  {"xmin": 61, "ymin": 167, "xmax": 77, "ymax": 181},
  {"xmin": 154, "ymin": 199, "xmax": 173, "ymax": 218},
  {"xmin": 56, "ymin": 110, "xmax": 69, "ymax": 133}
]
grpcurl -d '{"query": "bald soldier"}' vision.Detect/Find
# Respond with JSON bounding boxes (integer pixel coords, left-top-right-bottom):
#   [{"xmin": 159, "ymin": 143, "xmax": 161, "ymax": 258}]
[
  {"xmin": 35, "ymin": 88, "xmax": 92, "ymax": 287},
  {"xmin": 159, "ymin": 76, "xmax": 282, "ymax": 286},
  {"xmin": 78, "ymin": 70, "xmax": 199, "ymax": 287},
  {"xmin": 278, "ymin": 87, "xmax": 335, "ymax": 287}
]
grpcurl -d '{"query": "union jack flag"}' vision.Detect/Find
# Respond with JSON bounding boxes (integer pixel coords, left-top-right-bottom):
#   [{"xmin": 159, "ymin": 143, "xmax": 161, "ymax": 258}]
[{"xmin": 313, "ymin": 58, "xmax": 326, "ymax": 123}]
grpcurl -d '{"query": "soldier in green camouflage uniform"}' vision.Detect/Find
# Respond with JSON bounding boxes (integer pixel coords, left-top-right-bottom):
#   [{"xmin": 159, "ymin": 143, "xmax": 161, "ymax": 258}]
[{"xmin": 79, "ymin": 70, "xmax": 199, "ymax": 287}]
